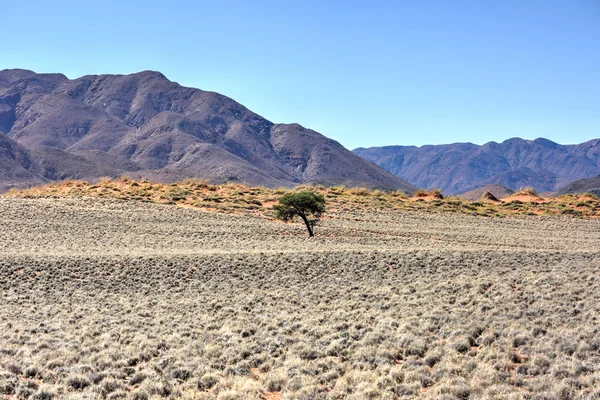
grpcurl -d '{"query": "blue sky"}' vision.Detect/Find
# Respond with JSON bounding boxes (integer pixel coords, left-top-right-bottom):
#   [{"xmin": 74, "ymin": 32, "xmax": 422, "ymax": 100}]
[{"xmin": 2, "ymin": 0, "xmax": 599, "ymax": 149}]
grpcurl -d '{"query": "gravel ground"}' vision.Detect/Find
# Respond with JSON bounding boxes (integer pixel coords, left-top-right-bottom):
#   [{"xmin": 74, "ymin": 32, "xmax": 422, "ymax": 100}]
[{"xmin": 1, "ymin": 197, "xmax": 599, "ymax": 399}]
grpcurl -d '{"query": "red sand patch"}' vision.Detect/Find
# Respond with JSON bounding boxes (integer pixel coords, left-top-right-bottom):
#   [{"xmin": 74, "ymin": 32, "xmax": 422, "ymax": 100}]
[
  {"xmin": 264, "ymin": 391, "xmax": 283, "ymax": 400},
  {"xmin": 502, "ymin": 194, "xmax": 547, "ymax": 203}
]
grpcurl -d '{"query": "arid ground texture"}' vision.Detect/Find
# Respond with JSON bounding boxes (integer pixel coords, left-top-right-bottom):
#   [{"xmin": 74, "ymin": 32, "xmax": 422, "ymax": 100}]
[{"xmin": 1, "ymin": 183, "xmax": 600, "ymax": 399}]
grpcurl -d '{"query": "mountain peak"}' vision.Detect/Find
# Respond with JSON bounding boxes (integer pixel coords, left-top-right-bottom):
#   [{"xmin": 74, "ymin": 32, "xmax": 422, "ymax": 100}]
[
  {"xmin": 502, "ymin": 137, "xmax": 528, "ymax": 145},
  {"xmin": 532, "ymin": 137, "xmax": 559, "ymax": 149},
  {"xmin": 130, "ymin": 70, "xmax": 167, "ymax": 80}
]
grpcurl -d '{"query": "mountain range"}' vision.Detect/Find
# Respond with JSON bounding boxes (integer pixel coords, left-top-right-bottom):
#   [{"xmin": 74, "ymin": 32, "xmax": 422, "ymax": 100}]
[
  {"xmin": 0, "ymin": 69, "xmax": 416, "ymax": 193},
  {"xmin": 2, "ymin": 69, "xmax": 599, "ymax": 196},
  {"xmin": 354, "ymin": 138, "xmax": 600, "ymax": 194}
]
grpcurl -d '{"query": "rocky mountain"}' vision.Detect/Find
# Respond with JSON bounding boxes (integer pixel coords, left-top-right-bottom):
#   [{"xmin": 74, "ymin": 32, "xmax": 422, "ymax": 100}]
[
  {"xmin": 0, "ymin": 69, "xmax": 416, "ymax": 193},
  {"xmin": 354, "ymin": 138, "xmax": 600, "ymax": 194},
  {"xmin": 558, "ymin": 174, "xmax": 600, "ymax": 197}
]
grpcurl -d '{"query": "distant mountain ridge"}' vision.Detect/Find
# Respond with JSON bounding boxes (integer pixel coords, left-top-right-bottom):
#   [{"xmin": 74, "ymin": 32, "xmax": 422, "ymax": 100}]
[
  {"xmin": 0, "ymin": 69, "xmax": 417, "ymax": 193},
  {"xmin": 354, "ymin": 138, "xmax": 600, "ymax": 194}
]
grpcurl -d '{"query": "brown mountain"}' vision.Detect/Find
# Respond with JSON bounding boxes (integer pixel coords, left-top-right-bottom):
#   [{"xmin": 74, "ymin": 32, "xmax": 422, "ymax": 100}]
[
  {"xmin": 353, "ymin": 138, "xmax": 600, "ymax": 194},
  {"xmin": 0, "ymin": 69, "xmax": 416, "ymax": 193},
  {"xmin": 558, "ymin": 174, "xmax": 600, "ymax": 197},
  {"xmin": 458, "ymin": 184, "xmax": 513, "ymax": 201}
]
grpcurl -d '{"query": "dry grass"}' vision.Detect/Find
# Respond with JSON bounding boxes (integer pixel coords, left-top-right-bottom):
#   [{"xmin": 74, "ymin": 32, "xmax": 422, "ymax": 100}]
[
  {"xmin": 5, "ymin": 179, "xmax": 600, "ymax": 219},
  {"xmin": 1, "ymin": 182, "xmax": 600, "ymax": 399}
]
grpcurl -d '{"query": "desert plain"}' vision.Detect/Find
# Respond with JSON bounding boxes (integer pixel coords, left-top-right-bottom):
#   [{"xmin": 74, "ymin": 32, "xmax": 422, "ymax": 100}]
[{"xmin": 1, "ymin": 185, "xmax": 600, "ymax": 399}]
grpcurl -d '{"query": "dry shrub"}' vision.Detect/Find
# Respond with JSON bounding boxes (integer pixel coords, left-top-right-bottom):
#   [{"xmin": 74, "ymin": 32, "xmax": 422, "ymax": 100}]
[
  {"xmin": 414, "ymin": 188, "xmax": 443, "ymax": 199},
  {"xmin": 348, "ymin": 187, "xmax": 370, "ymax": 196},
  {"xmin": 414, "ymin": 188, "xmax": 428, "ymax": 197},
  {"xmin": 390, "ymin": 190, "xmax": 409, "ymax": 198}
]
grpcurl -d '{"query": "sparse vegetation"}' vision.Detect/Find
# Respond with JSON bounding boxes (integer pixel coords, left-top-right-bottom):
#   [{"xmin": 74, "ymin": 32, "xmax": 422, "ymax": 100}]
[
  {"xmin": 582, "ymin": 192, "xmax": 599, "ymax": 200},
  {"xmin": 1, "ymin": 182, "xmax": 600, "ymax": 398},
  {"xmin": 6, "ymin": 179, "xmax": 599, "ymax": 219}
]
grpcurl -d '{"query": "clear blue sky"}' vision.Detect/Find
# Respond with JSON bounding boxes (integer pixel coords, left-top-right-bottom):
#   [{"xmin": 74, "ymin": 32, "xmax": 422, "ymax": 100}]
[{"xmin": 2, "ymin": 0, "xmax": 599, "ymax": 149}]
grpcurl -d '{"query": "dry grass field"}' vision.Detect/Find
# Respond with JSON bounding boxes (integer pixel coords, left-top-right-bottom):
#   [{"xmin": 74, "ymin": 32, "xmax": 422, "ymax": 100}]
[{"xmin": 1, "ymin": 183, "xmax": 600, "ymax": 399}]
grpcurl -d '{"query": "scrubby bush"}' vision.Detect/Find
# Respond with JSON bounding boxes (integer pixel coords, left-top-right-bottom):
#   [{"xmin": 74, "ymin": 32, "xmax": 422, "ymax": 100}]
[{"xmin": 66, "ymin": 375, "xmax": 90, "ymax": 391}]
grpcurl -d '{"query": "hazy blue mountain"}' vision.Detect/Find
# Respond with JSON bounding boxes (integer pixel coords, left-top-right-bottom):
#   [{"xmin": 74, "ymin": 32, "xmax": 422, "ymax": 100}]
[{"xmin": 354, "ymin": 138, "xmax": 600, "ymax": 194}]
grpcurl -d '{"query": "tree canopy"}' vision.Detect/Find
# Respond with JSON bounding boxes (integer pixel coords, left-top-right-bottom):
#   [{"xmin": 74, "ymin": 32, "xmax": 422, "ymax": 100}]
[{"xmin": 273, "ymin": 191, "xmax": 326, "ymax": 237}]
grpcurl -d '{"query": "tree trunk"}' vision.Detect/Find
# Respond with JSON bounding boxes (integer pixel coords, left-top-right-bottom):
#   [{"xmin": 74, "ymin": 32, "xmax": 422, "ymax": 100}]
[{"xmin": 298, "ymin": 212, "xmax": 314, "ymax": 237}]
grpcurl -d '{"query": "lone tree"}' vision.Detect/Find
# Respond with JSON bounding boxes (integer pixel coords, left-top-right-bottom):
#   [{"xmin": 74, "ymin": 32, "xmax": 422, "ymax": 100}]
[{"xmin": 273, "ymin": 191, "xmax": 326, "ymax": 237}]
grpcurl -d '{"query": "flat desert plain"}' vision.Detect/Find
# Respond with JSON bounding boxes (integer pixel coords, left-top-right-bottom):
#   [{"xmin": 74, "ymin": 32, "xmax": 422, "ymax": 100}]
[{"xmin": 1, "ymin": 197, "xmax": 599, "ymax": 399}]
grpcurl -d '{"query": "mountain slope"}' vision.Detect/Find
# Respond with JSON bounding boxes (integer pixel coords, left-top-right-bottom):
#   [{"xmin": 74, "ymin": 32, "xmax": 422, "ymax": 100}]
[
  {"xmin": 0, "ymin": 132, "xmax": 45, "ymax": 192},
  {"xmin": 0, "ymin": 69, "xmax": 416, "ymax": 193},
  {"xmin": 558, "ymin": 175, "xmax": 600, "ymax": 197},
  {"xmin": 354, "ymin": 138, "xmax": 600, "ymax": 194}
]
